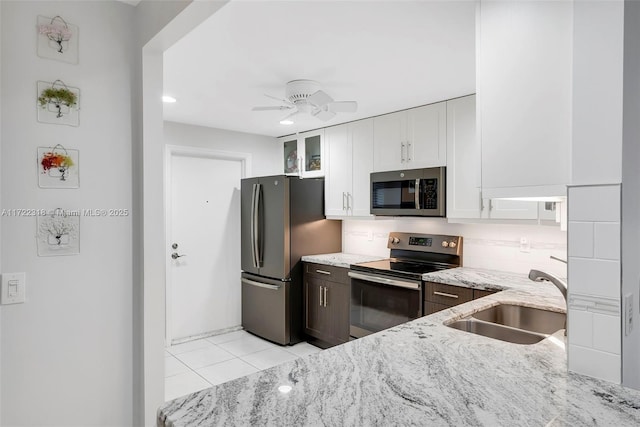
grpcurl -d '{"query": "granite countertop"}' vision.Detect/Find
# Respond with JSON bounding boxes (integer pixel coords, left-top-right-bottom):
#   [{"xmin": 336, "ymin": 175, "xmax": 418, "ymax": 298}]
[
  {"xmin": 301, "ymin": 252, "xmax": 387, "ymax": 268},
  {"xmin": 158, "ymin": 267, "xmax": 640, "ymax": 426}
]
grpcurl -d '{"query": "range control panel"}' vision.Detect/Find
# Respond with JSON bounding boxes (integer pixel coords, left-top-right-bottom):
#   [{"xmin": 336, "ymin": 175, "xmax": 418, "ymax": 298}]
[{"xmin": 387, "ymin": 232, "xmax": 462, "ymax": 256}]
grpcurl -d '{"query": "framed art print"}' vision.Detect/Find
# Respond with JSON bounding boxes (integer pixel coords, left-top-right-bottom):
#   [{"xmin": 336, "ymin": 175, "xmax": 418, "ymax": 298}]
[
  {"xmin": 38, "ymin": 145, "xmax": 79, "ymax": 188},
  {"xmin": 37, "ymin": 15, "xmax": 79, "ymax": 64},
  {"xmin": 37, "ymin": 209, "xmax": 80, "ymax": 256}
]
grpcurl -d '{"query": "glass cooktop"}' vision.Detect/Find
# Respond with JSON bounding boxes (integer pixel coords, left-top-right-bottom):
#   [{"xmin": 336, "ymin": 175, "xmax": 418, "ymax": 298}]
[{"xmin": 351, "ymin": 258, "xmax": 452, "ymax": 279}]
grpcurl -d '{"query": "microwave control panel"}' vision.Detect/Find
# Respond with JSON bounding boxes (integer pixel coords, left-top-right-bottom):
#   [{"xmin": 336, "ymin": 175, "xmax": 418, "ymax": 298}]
[{"xmin": 423, "ymin": 178, "xmax": 438, "ymax": 210}]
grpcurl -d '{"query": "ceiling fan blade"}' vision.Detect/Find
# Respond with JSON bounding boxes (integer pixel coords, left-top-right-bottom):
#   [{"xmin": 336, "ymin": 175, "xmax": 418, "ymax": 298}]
[
  {"xmin": 280, "ymin": 111, "xmax": 299, "ymax": 122},
  {"xmin": 308, "ymin": 90, "xmax": 334, "ymax": 107},
  {"xmin": 312, "ymin": 108, "xmax": 336, "ymax": 121},
  {"xmin": 252, "ymin": 106, "xmax": 294, "ymax": 111},
  {"xmin": 328, "ymin": 101, "xmax": 358, "ymax": 113},
  {"xmin": 264, "ymin": 94, "xmax": 295, "ymax": 106}
]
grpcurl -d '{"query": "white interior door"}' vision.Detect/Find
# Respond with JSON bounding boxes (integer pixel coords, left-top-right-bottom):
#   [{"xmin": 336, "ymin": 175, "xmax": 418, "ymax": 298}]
[{"xmin": 169, "ymin": 152, "xmax": 243, "ymax": 343}]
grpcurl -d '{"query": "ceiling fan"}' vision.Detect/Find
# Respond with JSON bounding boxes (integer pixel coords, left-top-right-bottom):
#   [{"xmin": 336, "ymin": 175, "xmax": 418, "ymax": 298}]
[{"xmin": 252, "ymin": 80, "xmax": 357, "ymax": 123}]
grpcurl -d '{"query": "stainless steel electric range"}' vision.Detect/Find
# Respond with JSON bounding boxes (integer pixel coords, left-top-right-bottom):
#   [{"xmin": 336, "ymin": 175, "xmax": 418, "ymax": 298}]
[{"xmin": 348, "ymin": 232, "xmax": 463, "ymax": 338}]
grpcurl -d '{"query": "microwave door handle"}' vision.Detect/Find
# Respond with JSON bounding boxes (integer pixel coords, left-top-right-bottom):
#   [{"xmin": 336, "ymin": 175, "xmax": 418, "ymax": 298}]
[{"xmin": 415, "ymin": 179, "xmax": 420, "ymax": 209}]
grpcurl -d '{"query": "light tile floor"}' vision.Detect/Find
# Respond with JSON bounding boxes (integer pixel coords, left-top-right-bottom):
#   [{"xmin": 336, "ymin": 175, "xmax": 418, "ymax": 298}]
[{"xmin": 164, "ymin": 330, "xmax": 322, "ymax": 402}]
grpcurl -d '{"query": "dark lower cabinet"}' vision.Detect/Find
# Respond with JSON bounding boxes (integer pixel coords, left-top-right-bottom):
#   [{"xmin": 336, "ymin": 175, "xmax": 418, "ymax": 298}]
[
  {"xmin": 303, "ymin": 262, "xmax": 350, "ymax": 348},
  {"xmin": 424, "ymin": 281, "xmax": 498, "ymax": 315}
]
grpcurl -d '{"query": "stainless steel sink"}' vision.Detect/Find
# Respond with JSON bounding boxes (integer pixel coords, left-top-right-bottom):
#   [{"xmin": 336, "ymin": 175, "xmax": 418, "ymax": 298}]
[
  {"xmin": 447, "ymin": 319, "xmax": 547, "ymax": 344},
  {"xmin": 471, "ymin": 304, "xmax": 566, "ymax": 335},
  {"xmin": 446, "ymin": 304, "xmax": 566, "ymax": 345}
]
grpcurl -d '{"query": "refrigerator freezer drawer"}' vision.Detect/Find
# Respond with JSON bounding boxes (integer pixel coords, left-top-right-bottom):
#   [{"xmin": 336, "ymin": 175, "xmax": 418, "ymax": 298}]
[{"xmin": 241, "ymin": 273, "xmax": 290, "ymax": 345}]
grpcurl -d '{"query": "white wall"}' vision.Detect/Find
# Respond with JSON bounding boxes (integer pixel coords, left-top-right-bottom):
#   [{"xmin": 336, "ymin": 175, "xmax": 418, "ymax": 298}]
[
  {"xmin": 343, "ymin": 219, "xmax": 567, "ymax": 278},
  {"xmin": 568, "ymin": 0, "xmax": 624, "ymax": 384},
  {"xmin": 1, "ymin": 1, "xmax": 135, "ymax": 425},
  {"xmin": 622, "ymin": 0, "xmax": 640, "ymax": 389},
  {"xmin": 164, "ymin": 121, "xmax": 280, "ymax": 177}
]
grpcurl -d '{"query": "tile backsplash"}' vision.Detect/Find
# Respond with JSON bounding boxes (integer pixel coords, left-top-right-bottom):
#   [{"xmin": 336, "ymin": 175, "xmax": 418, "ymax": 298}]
[{"xmin": 342, "ymin": 218, "xmax": 567, "ymax": 278}]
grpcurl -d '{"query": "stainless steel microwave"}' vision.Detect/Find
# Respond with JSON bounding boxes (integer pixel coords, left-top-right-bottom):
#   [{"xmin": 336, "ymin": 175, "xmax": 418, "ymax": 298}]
[{"xmin": 370, "ymin": 167, "xmax": 446, "ymax": 217}]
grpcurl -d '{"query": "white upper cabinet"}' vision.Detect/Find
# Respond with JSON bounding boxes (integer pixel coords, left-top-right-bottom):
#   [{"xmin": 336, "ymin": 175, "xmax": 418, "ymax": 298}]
[
  {"xmin": 446, "ymin": 95, "xmax": 482, "ymax": 219},
  {"xmin": 349, "ymin": 119, "xmax": 375, "ymax": 217},
  {"xmin": 373, "ymin": 102, "xmax": 446, "ymax": 172},
  {"xmin": 280, "ymin": 129, "xmax": 325, "ymax": 178},
  {"xmin": 324, "ymin": 124, "xmax": 351, "ymax": 217},
  {"xmin": 325, "ymin": 119, "xmax": 374, "ymax": 218},
  {"xmin": 478, "ymin": 0, "xmax": 571, "ymax": 198},
  {"xmin": 446, "ymin": 94, "xmax": 540, "ymax": 221}
]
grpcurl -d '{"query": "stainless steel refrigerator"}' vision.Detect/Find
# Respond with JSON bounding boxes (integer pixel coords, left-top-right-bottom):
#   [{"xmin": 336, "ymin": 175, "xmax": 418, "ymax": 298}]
[{"xmin": 241, "ymin": 176, "xmax": 341, "ymax": 345}]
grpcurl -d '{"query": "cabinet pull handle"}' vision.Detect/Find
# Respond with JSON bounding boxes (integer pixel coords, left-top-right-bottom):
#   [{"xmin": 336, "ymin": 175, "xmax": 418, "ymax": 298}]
[
  {"xmin": 407, "ymin": 141, "xmax": 412, "ymax": 161},
  {"xmin": 346, "ymin": 192, "xmax": 352, "ymax": 211},
  {"xmin": 319, "ymin": 286, "xmax": 323, "ymax": 306},
  {"xmin": 433, "ymin": 291, "xmax": 459, "ymax": 299},
  {"xmin": 342, "ymin": 192, "xmax": 347, "ymax": 211},
  {"xmin": 479, "ymin": 192, "xmax": 484, "ymax": 211},
  {"xmin": 324, "ymin": 286, "xmax": 328, "ymax": 307},
  {"xmin": 400, "ymin": 142, "xmax": 405, "ymax": 163},
  {"xmin": 489, "ymin": 199, "xmax": 493, "ymax": 211},
  {"xmin": 316, "ymin": 269, "xmax": 331, "ymax": 275}
]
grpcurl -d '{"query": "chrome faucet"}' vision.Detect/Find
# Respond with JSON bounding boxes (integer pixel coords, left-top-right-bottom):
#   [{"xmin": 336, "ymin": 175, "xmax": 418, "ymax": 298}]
[
  {"xmin": 529, "ymin": 269, "xmax": 568, "ymax": 335},
  {"xmin": 528, "ymin": 269, "xmax": 568, "ymax": 301}
]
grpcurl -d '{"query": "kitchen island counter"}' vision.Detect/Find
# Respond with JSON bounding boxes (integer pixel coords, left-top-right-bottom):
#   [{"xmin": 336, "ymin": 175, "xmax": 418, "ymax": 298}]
[{"xmin": 158, "ymin": 267, "xmax": 640, "ymax": 426}]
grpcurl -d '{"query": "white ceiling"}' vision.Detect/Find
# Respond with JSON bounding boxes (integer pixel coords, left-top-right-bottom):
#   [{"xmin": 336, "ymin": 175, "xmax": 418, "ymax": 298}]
[{"xmin": 163, "ymin": 1, "xmax": 476, "ymax": 138}]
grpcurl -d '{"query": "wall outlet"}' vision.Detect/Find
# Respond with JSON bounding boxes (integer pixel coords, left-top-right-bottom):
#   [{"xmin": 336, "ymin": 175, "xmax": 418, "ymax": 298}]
[
  {"xmin": 1, "ymin": 272, "xmax": 26, "ymax": 304},
  {"xmin": 519, "ymin": 237, "xmax": 531, "ymax": 253},
  {"xmin": 624, "ymin": 293, "xmax": 633, "ymax": 336}
]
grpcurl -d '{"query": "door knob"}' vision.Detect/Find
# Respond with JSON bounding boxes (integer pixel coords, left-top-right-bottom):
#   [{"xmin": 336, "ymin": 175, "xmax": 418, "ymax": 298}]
[
  {"xmin": 172, "ymin": 243, "xmax": 178, "ymax": 249},
  {"xmin": 171, "ymin": 252, "xmax": 186, "ymax": 260}
]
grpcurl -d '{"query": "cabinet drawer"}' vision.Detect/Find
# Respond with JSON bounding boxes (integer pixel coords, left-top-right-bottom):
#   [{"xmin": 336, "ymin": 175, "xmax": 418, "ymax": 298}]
[
  {"xmin": 424, "ymin": 302, "xmax": 454, "ymax": 316},
  {"xmin": 304, "ymin": 262, "xmax": 349, "ymax": 283},
  {"xmin": 474, "ymin": 289, "xmax": 498, "ymax": 300},
  {"xmin": 424, "ymin": 282, "xmax": 473, "ymax": 305}
]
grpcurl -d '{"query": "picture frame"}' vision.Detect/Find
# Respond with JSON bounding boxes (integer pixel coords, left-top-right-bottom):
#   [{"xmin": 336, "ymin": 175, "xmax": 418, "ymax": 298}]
[
  {"xmin": 37, "ymin": 209, "xmax": 80, "ymax": 256},
  {"xmin": 37, "ymin": 145, "xmax": 79, "ymax": 189},
  {"xmin": 37, "ymin": 80, "xmax": 80, "ymax": 127},
  {"xmin": 37, "ymin": 15, "xmax": 79, "ymax": 64}
]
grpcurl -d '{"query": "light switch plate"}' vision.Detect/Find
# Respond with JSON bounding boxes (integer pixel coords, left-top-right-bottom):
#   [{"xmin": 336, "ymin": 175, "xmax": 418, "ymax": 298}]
[{"xmin": 1, "ymin": 272, "xmax": 26, "ymax": 304}]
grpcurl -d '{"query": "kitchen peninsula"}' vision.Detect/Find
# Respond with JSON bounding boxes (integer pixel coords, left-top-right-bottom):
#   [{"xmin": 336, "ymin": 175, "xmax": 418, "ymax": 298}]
[{"xmin": 158, "ymin": 268, "xmax": 640, "ymax": 426}]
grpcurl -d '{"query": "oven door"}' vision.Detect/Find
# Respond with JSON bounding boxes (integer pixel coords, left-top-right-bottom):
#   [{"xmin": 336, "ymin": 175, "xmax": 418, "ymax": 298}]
[{"xmin": 348, "ymin": 271, "xmax": 423, "ymax": 338}]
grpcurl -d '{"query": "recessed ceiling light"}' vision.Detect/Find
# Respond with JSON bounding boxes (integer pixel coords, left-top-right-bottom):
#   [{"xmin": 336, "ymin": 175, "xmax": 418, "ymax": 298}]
[
  {"xmin": 162, "ymin": 95, "xmax": 177, "ymax": 103},
  {"xmin": 280, "ymin": 119, "xmax": 294, "ymax": 125}
]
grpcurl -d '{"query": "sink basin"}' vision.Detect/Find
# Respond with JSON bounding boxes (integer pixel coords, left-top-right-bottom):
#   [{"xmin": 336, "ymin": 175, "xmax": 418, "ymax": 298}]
[
  {"xmin": 447, "ymin": 319, "xmax": 547, "ymax": 344},
  {"xmin": 446, "ymin": 303, "xmax": 566, "ymax": 345},
  {"xmin": 471, "ymin": 304, "xmax": 566, "ymax": 335}
]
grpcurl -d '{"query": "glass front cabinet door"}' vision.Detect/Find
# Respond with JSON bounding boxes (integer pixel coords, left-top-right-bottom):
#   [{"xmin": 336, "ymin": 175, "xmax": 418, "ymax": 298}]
[{"xmin": 279, "ymin": 129, "xmax": 324, "ymax": 178}]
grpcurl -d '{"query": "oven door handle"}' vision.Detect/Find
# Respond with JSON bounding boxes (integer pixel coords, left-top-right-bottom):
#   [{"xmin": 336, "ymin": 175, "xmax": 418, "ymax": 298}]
[{"xmin": 348, "ymin": 271, "xmax": 421, "ymax": 290}]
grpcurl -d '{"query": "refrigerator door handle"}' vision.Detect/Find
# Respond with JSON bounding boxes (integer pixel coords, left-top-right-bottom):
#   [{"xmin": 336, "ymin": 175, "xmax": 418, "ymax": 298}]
[
  {"xmin": 241, "ymin": 277, "xmax": 281, "ymax": 291},
  {"xmin": 255, "ymin": 183, "xmax": 262, "ymax": 266},
  {"xmin": 251, "ymin": 183, "xmax": 260, "ymax": 268}
]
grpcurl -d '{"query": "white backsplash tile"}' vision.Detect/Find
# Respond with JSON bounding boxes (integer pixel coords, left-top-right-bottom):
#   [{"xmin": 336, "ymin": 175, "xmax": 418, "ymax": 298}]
[
  {"xmin": 568, "ymin": 344, "xmax": 621, "ymax": 383},
  {"xmin": 568, "ymin": 185, "xmax": 620, "ymax": 222},
  {"xmin": 569, "ymin": 257, "xmax": 620, "ymax": 299},
  {"xmin": 568, "ymin": 221, "xmax": 594, "ymax": 258},
  {"xmin": 592, "ymin": 312, "xmax": 621, "ymax": 355},
  {"xmin": 593, "ymin": 222, "xmax": 621, "ymax": 260},
  {"xmin": 568, "ymin": 308, "xmax": 593, "ymax": 348},
  {"xmin": 342, "ymin": 219, "xmax": 567, "ymax": 276}
]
